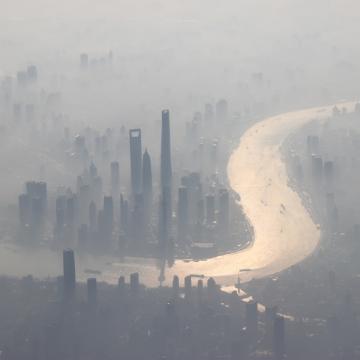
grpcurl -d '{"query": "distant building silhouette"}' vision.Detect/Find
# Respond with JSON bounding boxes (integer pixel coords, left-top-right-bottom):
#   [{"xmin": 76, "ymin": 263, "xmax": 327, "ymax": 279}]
[
  {"xmin": 245, "ymin": 301, "xmax": 258, "ymax": 340},
  {"xmin": 129, "ymin": 129, "xmax": 142, "ymax": 195},
  {"xmin": 63, "ymin": 249, "xmax": 76, "ymax": 300},
  {"xmin": 216, "ymin": 99, "xmax": 228, "ymax": 123},
  {"xmin": 142, "ymin": 149, "xmax": 153, "ymax": 223},
  {"xmin": 160, "ymin": 110, "xmax": 172, "ymax": 189}
]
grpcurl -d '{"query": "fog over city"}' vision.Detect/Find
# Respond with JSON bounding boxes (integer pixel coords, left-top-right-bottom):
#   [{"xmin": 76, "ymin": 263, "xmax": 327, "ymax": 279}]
[{"xmin": 1, "ymin": 1, "xmax": 360, "ymax": 359}]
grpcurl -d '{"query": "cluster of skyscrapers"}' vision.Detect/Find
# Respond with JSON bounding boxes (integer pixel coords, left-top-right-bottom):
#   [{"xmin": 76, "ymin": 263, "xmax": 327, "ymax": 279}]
[{"xmin": 17, "ymin": 108, "xmax": 234, "ymax": 258}]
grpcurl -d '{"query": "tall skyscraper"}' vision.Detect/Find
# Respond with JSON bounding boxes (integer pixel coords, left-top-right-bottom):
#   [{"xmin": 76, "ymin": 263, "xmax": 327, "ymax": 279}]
[
  {"xmin": 129, "ymin": 129, "xmax": 142, "ymax": 195},
  {"xmin": 160, "ymin": 110, "xmax": 172, "ymax": 189},
  {"xmin": 246, "ymin": 301, "xmax": 258, "ymax": 341},
  {"xmin": 63, "ymin": 249, "xmax": 76, "ymax": 300},
  {"xmin": 158, "ymin": 186, "xmax": 171, "ymax": 251},
  {"xmin": 142, "ymin": 149, "xmax": 153, "ymax": 220},
  {"xmin": 172, "ymin": 275, "xmax": 179, "ymax": 298},
  {"xmin": 131, "ymin": 193, "xmax": 145, "ymax": 246},
  {"xmin": 130, "ymin": 272, "xmax": 139, "ymax": 296}
]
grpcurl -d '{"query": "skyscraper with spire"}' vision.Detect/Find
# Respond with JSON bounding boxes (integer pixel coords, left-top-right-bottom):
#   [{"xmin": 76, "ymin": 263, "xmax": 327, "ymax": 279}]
[
  {"xmin": 142, "ymin": 149, "xmax": 153, "ymax": 222},
  {"xmin": 159, "ymin": 110, "xmax": 172, "ymax": 249},
  {"xmin": 129, "ymin": 129, "xmax": 142, "ymax": 195},
  {"xmin": 160, "ymin": 110, "xmax": 172, "ymax": 189}
]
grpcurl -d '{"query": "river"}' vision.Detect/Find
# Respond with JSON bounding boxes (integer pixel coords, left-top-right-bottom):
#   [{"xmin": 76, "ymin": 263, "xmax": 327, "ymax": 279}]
[{"xmin": 0, "ymin": 101, "xmax": 356, "ymax": 287}]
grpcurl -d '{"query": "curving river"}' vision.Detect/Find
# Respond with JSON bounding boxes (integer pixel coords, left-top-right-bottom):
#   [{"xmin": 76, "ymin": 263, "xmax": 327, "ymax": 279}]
[{"xmin": 0, "ymin": 101, "xmax": 356, "ymax": 286}]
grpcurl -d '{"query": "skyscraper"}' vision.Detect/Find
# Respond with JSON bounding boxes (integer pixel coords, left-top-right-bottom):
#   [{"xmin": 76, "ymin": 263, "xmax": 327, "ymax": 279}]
[
  {"xmin": 63, "ymin": 249, "xmax": 76, "ymax": 300},
  {"xmin": 131, "ymin": 193, "xmax": 145, "ymax": 246},
  {"xmin": 246, "ymin": 301, "xmax": 258, "ymax": 340},
  {"xmin": 129, "ymin": 129, "xmax": 142, "ymax": 195},
  {"xmin": 142, "ymin": 149, "xmax": 153, "ymax": 221},
  {"xmin": 130, "ymin": 272, "xmax": 139, "ymax": 296},
  {"xmin": 160, "ymin": 110, "xmax": 172, "ymax": 189},
  {"xmin": 158, "ymin": 186, "xmax": 171, "ymax": 251}
]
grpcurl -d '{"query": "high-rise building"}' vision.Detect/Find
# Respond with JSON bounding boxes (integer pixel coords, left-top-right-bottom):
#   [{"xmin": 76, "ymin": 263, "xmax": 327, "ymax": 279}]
[
  {"xmin": 129, "ymin": 129, "xmax": 142, "ymax": 195},
  {"xmin": 142, "ymin": 149, "xmax": 152, "ymax": 207},
  {"xmin": 63, "ymin": 249, "xmax": 76, "ymax": 300},
  {"xmin": 182, "ymin": 173, "xmax": 202, "ymax": 226},
  {"xmin": 246, "ymin": 301, "xmax": 258, "ymax": 340},
  {"xmin": 172, "ymin": 275, "xmax": 179, "ymax": 298},
  {"xmin": 158, "ymin": 186, "xmax": 171, "ymax": 251},
  {"xmin": 27, "ymin": 65, "xmax": 38, "ymax": 82},
  {"xmin": 25, "ymin": 181, "xmax": 47, "ymax": 210},
  {"xmin": 324, "ymin": 160, "xmax": 334, "ymax": 182},
  {"xmin": 311, "ymin": 155, "xmax": 323, "ymax": 179},
  {"xmin": 160, "ymin": 110, "xmax": 172, "ymax": 189},
  {"xmin": 131, "ymin": 194, "xmax": 145, "ymax": 246},
  {"xmin": 184, "ymin": 275, "xmax": 192, "ymax": 300},
  {"xmin": 130, "ymin": 272, "xmax": 139, "ymax": 296},
  {"xmin": 118, "ymin": 276, "xmax": 125, "ymax": 293},
  {"xmin": 265, "ymin": 306, "xmax": 278, "ymax": 347}
]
